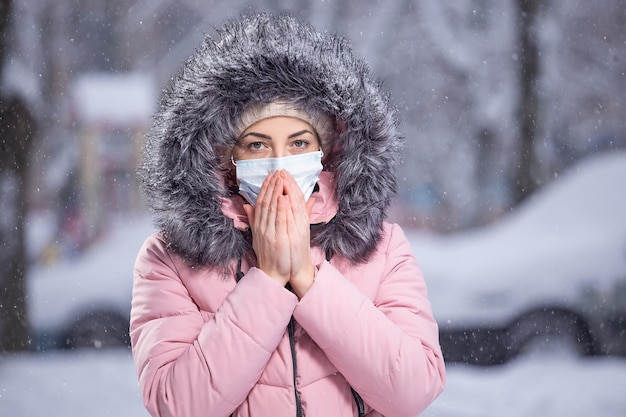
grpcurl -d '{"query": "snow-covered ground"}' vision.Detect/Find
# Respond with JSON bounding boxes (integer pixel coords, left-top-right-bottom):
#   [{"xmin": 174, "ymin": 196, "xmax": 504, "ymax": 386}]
[
  {"xmin": 3, "ymin": 151, "xmax": 626, "ymax": 415},
  {"xmin": 1, "ymin": 348, "xmax": 624, "ymax": 416}
]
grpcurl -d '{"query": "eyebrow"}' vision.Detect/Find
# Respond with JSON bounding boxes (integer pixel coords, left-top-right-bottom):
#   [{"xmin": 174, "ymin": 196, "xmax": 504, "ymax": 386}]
[{"xmin": 240, "ymin": 129, "xmax": 314, "ymax": 140}]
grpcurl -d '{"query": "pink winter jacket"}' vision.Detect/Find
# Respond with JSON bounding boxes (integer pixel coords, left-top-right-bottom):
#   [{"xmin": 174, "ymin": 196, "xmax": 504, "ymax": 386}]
[{"xmin": 130, "ymin": 178, "xmax": 445, "ymax": 417}]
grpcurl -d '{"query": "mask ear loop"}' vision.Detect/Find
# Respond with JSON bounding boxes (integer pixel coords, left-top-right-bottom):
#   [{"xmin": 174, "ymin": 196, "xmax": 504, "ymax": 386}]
[{"xmin": 231, "ymin": 155, "xmax": 238, "ymax": 166}]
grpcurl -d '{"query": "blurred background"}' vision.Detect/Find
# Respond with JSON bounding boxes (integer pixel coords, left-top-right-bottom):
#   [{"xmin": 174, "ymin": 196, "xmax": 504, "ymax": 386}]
[{"xmin": 1, "ymin": 0, "xmax": 625, "ymax": 416}]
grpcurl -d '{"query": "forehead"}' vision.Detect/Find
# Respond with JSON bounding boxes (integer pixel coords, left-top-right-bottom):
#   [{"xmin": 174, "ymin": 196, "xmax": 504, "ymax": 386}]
[{"xmin": 241, "ymin": 116, "xmax": 317, "ymax": 137}]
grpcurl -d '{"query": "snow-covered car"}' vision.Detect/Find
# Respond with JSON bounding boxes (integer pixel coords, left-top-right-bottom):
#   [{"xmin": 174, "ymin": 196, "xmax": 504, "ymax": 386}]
[
  {"xmin": 27, "ymin": 217, "xmax": 155, "ymax": 350},
  {"xmin": 408, "ymin": 151, "xmax": 626, "ymax": 365}
]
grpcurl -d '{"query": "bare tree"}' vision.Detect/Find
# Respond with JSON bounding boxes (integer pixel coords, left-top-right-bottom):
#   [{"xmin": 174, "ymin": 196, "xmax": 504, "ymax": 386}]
[
  {"xmin": 510, "ymin": 0, "xmax": 543, "ymax": 205},
  {"xmin": 0, "ymin": 0, "xmax": 37, "ymax": 352}
]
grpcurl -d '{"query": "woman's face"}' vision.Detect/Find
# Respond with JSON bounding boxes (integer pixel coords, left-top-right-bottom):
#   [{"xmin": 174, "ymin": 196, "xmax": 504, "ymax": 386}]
[{"xmin": 232, "ymin": 116, "xmax": 321, "ymax": 161}]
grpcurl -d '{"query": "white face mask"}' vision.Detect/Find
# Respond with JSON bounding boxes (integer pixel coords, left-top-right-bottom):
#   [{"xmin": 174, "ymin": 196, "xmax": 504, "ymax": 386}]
[{"xmin": 233, "ymin": 150, "xmax": 324, "ymax": 206}]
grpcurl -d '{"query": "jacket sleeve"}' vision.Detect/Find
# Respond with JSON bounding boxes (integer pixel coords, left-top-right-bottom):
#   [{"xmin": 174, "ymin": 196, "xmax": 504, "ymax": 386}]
[
  {"xmin": 293, "ymin": 223, "xmax": 446, "ymax": 417},
  {"xmin": 130, "ymin": 235, "xmax": 298, "ymax": 417}
]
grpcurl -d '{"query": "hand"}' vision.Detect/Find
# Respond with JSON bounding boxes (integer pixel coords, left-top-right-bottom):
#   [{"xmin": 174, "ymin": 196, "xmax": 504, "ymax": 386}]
[
  {"xmin": 243, "ymin": 170, "xmax": 316, "ymax": 297},
  {"xmin": 243, "ymin": 171, "xmax": 291, "ymax": 286},
  {"xmin": 281, "ymin": 170, "xmax": 316, "ymax": 298}
]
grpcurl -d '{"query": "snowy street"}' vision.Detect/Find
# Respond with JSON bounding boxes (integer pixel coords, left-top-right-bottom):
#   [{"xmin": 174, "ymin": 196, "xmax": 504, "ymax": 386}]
[{"xmin": 1, "ymin": 348, "xmax": 624, "ymax": 416}]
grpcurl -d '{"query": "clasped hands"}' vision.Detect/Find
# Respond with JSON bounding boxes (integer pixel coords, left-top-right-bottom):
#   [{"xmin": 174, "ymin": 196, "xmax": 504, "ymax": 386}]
[{"xmin": 243, "ymin": 170, "xmax": 316, "ymax": 299}]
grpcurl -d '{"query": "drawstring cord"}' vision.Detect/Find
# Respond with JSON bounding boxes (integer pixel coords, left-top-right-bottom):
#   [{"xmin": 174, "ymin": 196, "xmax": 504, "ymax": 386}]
[{"xmin": 235, "ymin": 255, "xmax": 244, "ymax": 282}]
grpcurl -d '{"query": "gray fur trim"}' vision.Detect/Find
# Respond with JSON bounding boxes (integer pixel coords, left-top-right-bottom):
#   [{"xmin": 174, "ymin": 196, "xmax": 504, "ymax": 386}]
[{"xmin": 138, "ymin": 13, "xmax": 403, "ymax": 270}]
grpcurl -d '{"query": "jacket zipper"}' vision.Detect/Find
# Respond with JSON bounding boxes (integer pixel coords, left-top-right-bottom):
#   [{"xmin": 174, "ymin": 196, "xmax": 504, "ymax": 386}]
[
  {"xmin": 351, "ymin": 387, "xmax": 365, "ymax": 417},
  {"xmin": 288, "ymin": 316, "xmax": 303, "ymax": 417},
  {"xmin": 237, "ymin": 254, "xmax": 362, "ymax": 416}
]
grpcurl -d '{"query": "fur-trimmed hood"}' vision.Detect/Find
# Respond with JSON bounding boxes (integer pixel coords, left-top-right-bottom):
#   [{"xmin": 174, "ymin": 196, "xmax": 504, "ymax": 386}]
[{"xmin": 139, "ymin": 13, "xmax": 402, "ymax": 270}]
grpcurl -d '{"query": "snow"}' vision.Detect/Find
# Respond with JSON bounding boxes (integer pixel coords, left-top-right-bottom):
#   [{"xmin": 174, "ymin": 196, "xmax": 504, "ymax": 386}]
[
  {"xmin": 409, "ymin": 151, "xmax": 626, "ymax": 325},
  {"xmin": 27, "ymin": 216, "xmax": 155, "ymax": 332},
  {"xmin": 426, "ymin": 356, "xmax": 626, "ymax": 416},
  {"xmin": 1, "ymin": 349, "xmax": 624, "ymax": 416},
  {"xmin": 0, "ymin": 349, "xmax": 149, "ymax": 417},
  {"xmin": 7, "ymin": 151, "xmax": 626, "ymax": 415},
  {"xmin": 71, "ymin": 72, "xmax": 156, "ymax": 127}
]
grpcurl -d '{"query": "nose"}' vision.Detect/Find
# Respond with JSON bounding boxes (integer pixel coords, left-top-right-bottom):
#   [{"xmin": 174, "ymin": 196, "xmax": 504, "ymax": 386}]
[{"xmin": 271, "ymin": 149, "xmax": 287, "ymax": 159}]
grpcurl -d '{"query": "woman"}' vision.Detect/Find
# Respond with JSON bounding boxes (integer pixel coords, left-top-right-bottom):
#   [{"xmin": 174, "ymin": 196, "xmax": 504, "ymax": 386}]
[{"xmin": 131, "ymin": 13, "xmax": 445, "ymax": 417}]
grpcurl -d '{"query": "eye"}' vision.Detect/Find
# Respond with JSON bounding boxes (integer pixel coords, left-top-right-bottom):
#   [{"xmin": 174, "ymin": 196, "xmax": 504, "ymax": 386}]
[
  {"xmin": 292, "ymin": 139, "xmax": 311, "ymax": 149},
  {"xmin": 249, "ymin": 141, "xmax": 265, "ymax": 150}
]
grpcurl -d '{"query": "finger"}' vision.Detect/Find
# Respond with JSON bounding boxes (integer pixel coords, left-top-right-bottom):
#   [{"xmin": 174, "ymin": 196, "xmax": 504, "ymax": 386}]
[
  {"xmin": 255, "ymin": 171, "xmax": 273, "ymax": 206},
  {"xmin": 276, "ymin": 194, "xmax": 289, "ymax": 237},
  {"xmin": 273, "ymin": 194, "xmax": 291, "ymax": 278},
  {"xmin": 253, "ymin": 174, "xmax": 280, "ymax": 273},
  {"xmin": 260, "ymin": 173, "xmax": 285, "ymax": 249},
  {"xmin": 282, "ymin": 171, "xmax": 311, "ymax": 227},
  {"xmin": 267, "ymin": 172, "xmax": 284, "ymax": 223},
  {"xmin": 281, "ymin": 170, "xmax": 305, "ymax": 211},
  {"xmin": 282, "ymin": 170, "xmax": 305, "ymax": 200},
  {"xmin": 256, "ymin": 172, "xmax": 277, "ymax": 231},
  {"xmin": 243, "ymin": 203, "xmax": 255, "ymax": 226}
]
